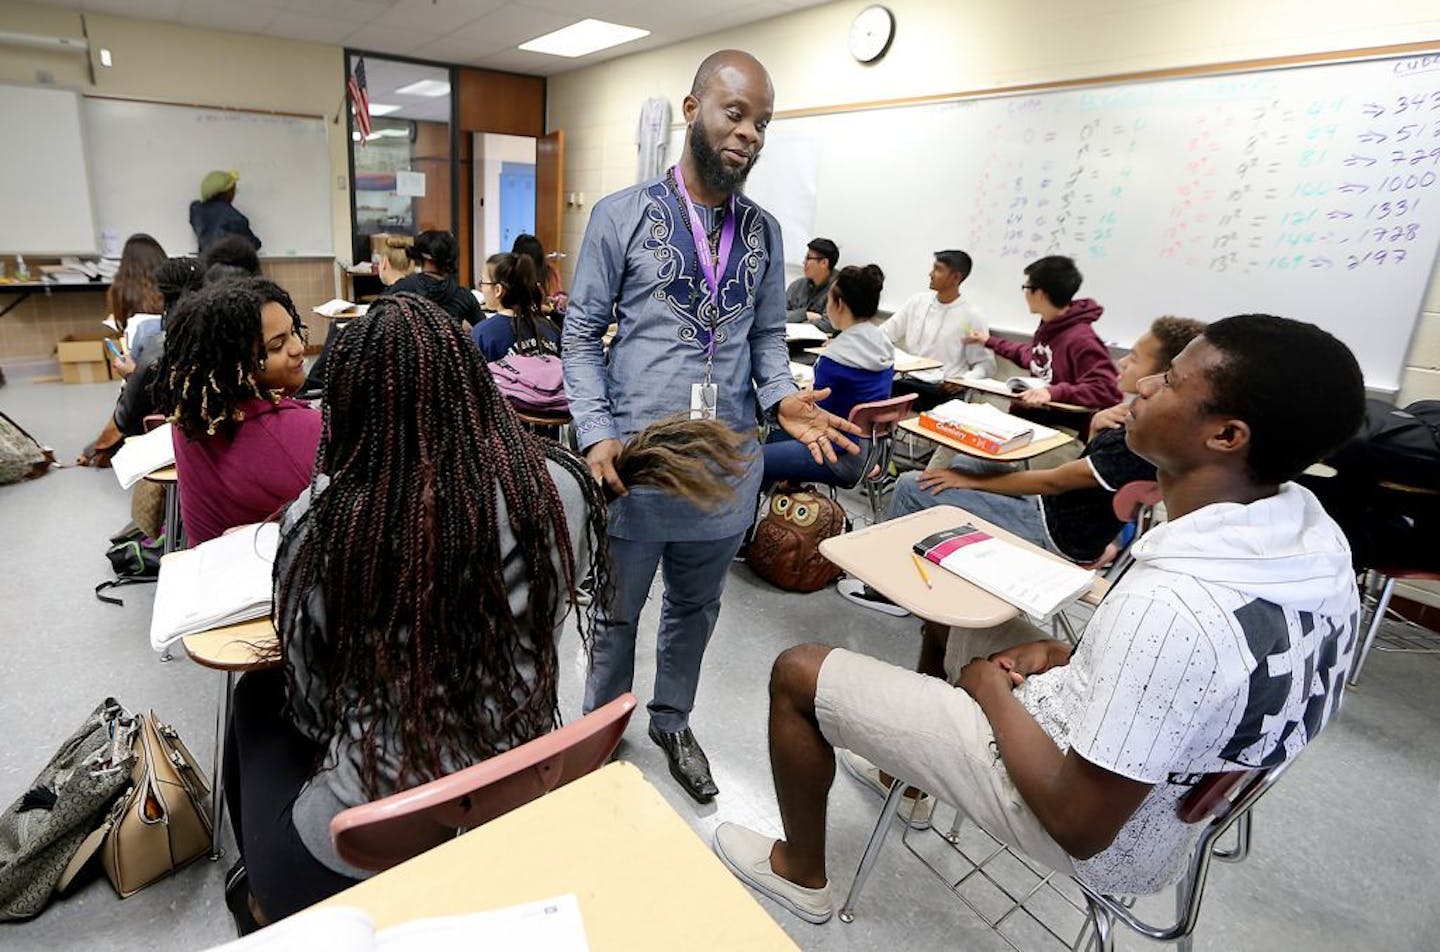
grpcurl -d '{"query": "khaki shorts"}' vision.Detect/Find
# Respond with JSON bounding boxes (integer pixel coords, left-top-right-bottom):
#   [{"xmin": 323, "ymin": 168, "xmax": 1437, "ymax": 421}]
[{"xmin": 815, "ymin": 646, "xmax": 1078, "ymax": 878}]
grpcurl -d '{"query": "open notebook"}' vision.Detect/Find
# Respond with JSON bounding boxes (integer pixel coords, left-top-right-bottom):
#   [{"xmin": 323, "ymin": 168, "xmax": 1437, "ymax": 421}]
[
  {"xmin": 206, "ymin": 895, "xmax": 589, "ymax": 952},
  {"xmin": 110, "ymin": 422, "xmax": 176, "ymax": 490},
  {"xmin": 914, "ymin": 523, "xmax": 1094, "ymax": 620},
  {"xmin": 149, "ymin": 522, "xmax": 279, "ymax": 652}
]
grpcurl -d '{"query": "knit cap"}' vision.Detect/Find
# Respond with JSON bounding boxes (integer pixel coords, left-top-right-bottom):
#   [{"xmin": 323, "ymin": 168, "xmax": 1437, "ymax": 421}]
[{"xmin": 200, "ymin": 169, "xmax": 239, "ymax": 201}]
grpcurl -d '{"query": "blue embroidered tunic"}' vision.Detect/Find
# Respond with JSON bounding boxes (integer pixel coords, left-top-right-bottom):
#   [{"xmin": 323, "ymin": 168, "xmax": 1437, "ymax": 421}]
[{"xmin": 563, "ymin": 174, "xmax": 796, "ymax": 541}]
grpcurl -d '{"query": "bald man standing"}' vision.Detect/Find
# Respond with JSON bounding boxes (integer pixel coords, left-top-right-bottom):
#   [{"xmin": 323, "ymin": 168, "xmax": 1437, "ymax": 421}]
[{"xmin": 564, "ymin": 51, "xmax": 861, "ymax": 802}]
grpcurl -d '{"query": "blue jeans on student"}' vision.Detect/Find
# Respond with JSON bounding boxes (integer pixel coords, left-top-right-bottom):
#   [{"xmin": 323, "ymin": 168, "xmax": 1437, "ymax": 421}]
[
  {"xmin": 583, "ymin": 532, "xmax": 746, "ymax": 732},
  {"xmin": 761, "ymin": 431, "xmax": 870, "ymax": 488},
  {"xmin": 888, "ymin": 471, "xmax": 1056, "ymax": 553}
]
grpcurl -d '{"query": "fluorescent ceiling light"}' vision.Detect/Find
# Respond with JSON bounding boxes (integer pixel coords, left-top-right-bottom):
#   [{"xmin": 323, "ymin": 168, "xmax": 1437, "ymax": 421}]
[
  {"xmin": 394, "ymin": 79, "xmax": 450, "ymax": 97},
  {"xmin": 518, "ymin": 18, "xmax": 649, "ymax": 57},
  {"xmin": 367, "ymin": 102, "xmax": 400, "ymax": 116}
]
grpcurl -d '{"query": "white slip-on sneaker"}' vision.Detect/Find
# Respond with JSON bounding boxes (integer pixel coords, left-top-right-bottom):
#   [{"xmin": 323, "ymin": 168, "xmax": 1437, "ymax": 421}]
[
  {"xmin": 838, "ymin": 749, "xmax": 935, "ymax": 830},
  {"xmin": 713, "ymin": 822, "xmax": 833, "ymax": 924},
  {"xmin": 836, "ymin": 577, "xmax": 911, "ymax": 617}
]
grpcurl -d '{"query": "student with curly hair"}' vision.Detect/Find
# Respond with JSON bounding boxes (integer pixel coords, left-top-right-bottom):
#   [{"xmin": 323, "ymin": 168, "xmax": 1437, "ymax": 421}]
[
  {"xmin": 216, "ymin": 294, "xmax": 757, "ymax": 933},
  {"xmin": 470, "ymin": 252, "xmax": 561, "ymax": 362},
  {"xmin": 386, "ymin": 230, "xmax": 485, "ymax": 330},
  {"xmin": 154, "ymin": 277, "xmax": 317, "ymax": 545}
]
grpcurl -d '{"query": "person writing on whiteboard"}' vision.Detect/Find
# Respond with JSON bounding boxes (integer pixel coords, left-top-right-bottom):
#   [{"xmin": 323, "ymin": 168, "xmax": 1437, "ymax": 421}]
[
  {"xmin": 563, "ymin": 49, "xmax": 861, "ymax": 804},
  {"xmin": 966, "ymin": 255, "xmax": 1121, "ymax": 410},
  {"xmin": 190, "ymin": 169, "xmax": 262, "ymax": 253},
  {"xmin": 882, "ymin": 249, "xmax": 995, "ymax": 409},
  {"xmin": 714, "ymin": 314, "xmax": 1365, "ymax": 923},
  {"xmin": 786, "ymin": 237, "xmax": 839, "ymax": 332}
]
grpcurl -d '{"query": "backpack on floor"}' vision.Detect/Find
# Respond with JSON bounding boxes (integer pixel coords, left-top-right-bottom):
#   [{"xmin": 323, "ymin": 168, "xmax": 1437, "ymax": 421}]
[
  {"xmin": 746, "ymin": 487, "xmax": 849, "ymax": 593},
  {"xmin": 489, "ymin": 354, "xmax": 569, "ymax": 416},
  {"xmin": 0, "ymin": 411, "xmax": 56, "ymax": 485},
  {"xmin": 95, "ymin": 525, "xmax": 164, "ymax": 605}
]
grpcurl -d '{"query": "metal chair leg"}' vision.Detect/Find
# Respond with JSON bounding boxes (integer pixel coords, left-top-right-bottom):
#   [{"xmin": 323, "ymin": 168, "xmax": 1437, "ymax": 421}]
[
  {"xmin": 1175, "ymin": 880, "xmax": 1194, "ymax": 952},
  {"xmin": 839, "ymin": 777, "xmax": 909, "ymax": 923},
  {"xmin": 209, "ymin": 671, "xmax": 235, "ymax": 860},
  {"xmin": 1348, "ymin": 574, "xmax": 1395, "ymax": 687}
]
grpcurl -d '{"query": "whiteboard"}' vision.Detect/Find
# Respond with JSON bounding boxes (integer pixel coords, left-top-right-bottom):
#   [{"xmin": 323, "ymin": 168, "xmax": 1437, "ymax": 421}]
[
  {"xmin": 673, "ymin": 52, "xmax": 1440, "ymax": 391},
  {"xmin": 84, "ymin": 99, "xmax": 332, "ymax": 257},
  {"xmin": 0, "ymin": 85, "xmax": 99, "ymax": 255}
]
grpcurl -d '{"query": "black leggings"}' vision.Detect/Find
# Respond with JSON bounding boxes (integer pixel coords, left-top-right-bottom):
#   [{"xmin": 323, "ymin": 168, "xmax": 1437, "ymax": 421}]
[{"xmin": 223, "ymin": 669, "xmax": 359, "ymax": 921}]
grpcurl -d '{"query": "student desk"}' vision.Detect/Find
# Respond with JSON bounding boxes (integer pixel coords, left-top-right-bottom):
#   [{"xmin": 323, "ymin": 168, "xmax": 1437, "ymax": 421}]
[
  {"xmin": 182, "ymin": 617, "xmax": 279, "ymax": 859},
  {"xmin": 897, "ymin": 416, "xmax": 1075, "ymax": 467},
  {"xmin": 317, "ymin": 761, "xmax": 799, "ymax": 951},
  {"xmin": 803, "ymin": 346, "xmax": 942, "ymax": 376},
  {"xmin": 945, "ymin": 376, "xmax": 1090, "ymax": 414},
  {"xmin": 819, "ymin": 506, "xmax": 1107, "ymax": 628}
]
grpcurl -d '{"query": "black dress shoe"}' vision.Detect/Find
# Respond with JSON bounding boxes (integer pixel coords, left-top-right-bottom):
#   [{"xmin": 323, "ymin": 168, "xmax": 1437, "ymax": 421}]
[
  {"xmin": 224, "ymin": 861, "xmax": 261, "ymax": 937},
  {"xmin": 648, "ymin": 724, "xmax": 719, "ymax": 803}
]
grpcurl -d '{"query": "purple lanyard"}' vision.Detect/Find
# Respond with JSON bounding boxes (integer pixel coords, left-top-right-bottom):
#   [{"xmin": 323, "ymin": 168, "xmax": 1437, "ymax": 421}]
[{"xmin": 671, "ymin": 165, "xmax": 736, "ymax": 365}]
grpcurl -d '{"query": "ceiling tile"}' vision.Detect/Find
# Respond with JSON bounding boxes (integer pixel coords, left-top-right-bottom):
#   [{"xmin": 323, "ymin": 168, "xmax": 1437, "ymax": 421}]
[
  {"xmin": 275, "ymin": 0, "xmax": 392, "ymax": 20},
  {"xmin": 448, "ymin": 5, "xmax": 575, "ymax": 50},
  {"xmin": 409, "ymin": 34, "xmax": 508, "ymax": 66},
  {"xmin": 343, "ymin": 22, "xmax": 439, "ymax": 55},
  {"xmin": 371, "ymin": 0, "xmax": 505, "ymax": 34},
  {"xmin": 81, "ymin": 0, "xmax": 183, "ymax": 20},
  {"xmin": 512, "ymin": 0, "xmax": 646, "ymax": 18},
  {"xmin": 178, "ymin": 0, "xmax": 280, "ymax": 33},
  {"xmin": 265, "ymin": 11, "xmax": 357, "ymax": 44}
]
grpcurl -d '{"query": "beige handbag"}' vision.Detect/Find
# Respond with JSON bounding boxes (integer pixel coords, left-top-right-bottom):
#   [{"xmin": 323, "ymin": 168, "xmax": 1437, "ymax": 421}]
[{"xmin": 65, "ymin": 711, "xmax": 213, "ymax": 897}]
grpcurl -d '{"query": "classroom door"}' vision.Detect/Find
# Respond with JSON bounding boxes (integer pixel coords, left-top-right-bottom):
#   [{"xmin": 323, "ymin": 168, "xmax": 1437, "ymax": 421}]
[
  {"xmin": 536, "ymin": 129, "xmax": 564, "ymax": 258},
  {"xmin": 498, "ymin": 162, "xmax": 536, "ymax": 250}
]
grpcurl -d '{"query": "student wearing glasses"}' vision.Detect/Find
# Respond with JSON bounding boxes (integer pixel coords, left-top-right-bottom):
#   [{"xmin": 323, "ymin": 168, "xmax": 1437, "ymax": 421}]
[
  {"xmin": 786, "ymin": 237, "xmax": 839, "ymax": 333},
  {"xmin": 966, "ymin": 255, "xmax": 1122, "ymax": 411}
]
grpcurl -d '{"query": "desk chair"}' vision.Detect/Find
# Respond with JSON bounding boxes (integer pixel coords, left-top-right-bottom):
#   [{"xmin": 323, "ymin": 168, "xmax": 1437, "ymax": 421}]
[
  {"xmin": 515, "ymin": 408, "xmax": 574, "ymax": 448},
  {"xmin": 1347, "ymin": 480, "xmax": 1440, "ymax": 686},
  {"xmin": 330, "ymin": 693, "xmax": 637, "ymax": 872},
  {"xmin": 841, "ymin": 759, "xmax": 1288, "ymax": 952},
  {"xmin": 845, "ymin": 394, "xmax": 918, "ymax": 523},
  {"xmin": 142, "ymin": 414, "xmax": 184, "ymax": 556}
]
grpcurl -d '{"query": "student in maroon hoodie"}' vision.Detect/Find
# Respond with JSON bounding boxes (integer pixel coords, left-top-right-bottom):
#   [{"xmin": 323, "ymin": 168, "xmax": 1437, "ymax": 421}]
[{"xmin": 966, "ymin": 255, "xmax": 1121, "ymax": 410}]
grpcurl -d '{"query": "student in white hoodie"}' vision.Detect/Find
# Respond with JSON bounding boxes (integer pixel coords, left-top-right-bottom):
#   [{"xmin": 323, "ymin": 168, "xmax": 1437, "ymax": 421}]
[{"xmin": 714, "ymin": 314, "xmax": 1367, "ymax": 923}]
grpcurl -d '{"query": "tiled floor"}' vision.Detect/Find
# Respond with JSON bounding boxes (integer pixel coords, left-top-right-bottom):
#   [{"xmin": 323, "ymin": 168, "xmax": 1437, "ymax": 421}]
[{"xmin": 1, "ymin": 372, "xmax": 1436, "ymax": 951}]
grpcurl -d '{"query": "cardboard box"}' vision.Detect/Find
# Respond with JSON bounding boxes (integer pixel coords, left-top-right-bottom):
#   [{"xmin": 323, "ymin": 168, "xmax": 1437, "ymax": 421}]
[{"xmin": 56, "ymin": 330, "xmax": 117, "ymax": 384}]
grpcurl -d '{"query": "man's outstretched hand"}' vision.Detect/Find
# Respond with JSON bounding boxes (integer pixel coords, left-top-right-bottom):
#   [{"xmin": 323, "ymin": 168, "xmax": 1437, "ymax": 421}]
[{"xmin": 776, "ymin": 389, "xmax": 864, "ymax": 464}]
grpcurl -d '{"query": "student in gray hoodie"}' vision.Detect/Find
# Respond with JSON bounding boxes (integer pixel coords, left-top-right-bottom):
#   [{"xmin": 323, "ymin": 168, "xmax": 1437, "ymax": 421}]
[{"xmin": 764, "ymin": 264, "xmax": 892, "ymax": 487}]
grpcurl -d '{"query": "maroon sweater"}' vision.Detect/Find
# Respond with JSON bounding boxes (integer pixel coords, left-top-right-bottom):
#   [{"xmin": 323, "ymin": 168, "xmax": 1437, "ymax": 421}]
[
  {"xmin": 171, "ymin": 397, "xmax": 321, "ymax": 545},
  {"xmin": 987, "ymin": 298, "xmax": 1122, "ymax": 409}
]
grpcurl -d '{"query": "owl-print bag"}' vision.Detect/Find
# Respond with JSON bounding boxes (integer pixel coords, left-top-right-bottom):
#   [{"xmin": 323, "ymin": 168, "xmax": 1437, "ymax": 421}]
[{"xmin": 745, "ymin": 487, "xmax": 850, "ymax": 593}]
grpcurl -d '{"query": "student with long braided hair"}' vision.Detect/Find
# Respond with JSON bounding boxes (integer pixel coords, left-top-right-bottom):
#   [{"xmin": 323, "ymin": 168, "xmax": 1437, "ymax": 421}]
[
  {"xmin": 471, "ymin": 252, "xmax": 561, "ymax": 362},
  {"xmin": 219, "ymin": 291, "xmax": 606, "ymax": 930},
  {"xmin": 154, "ymin": 277, "xmax": 317, "ymax": 545},
  {"xmin": 219, "ymin": 293, "xmax": 754, "ymax": 932}
]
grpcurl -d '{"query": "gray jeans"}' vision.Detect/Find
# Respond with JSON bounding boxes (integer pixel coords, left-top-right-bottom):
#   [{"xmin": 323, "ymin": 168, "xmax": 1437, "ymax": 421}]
[
  {"xmin": 888, "ymin": 471, "xmax": 1056, "ymax": 554},
  {"xmin": 583, "ymin": 532, "xmax": 746, "ymax": 732}
]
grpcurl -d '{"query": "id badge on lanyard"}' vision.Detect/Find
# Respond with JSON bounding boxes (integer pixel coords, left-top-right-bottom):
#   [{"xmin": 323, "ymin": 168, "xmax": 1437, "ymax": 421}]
[{"xmin": 673, "ymin": 165, "xmax": 735, "ymax": 421}]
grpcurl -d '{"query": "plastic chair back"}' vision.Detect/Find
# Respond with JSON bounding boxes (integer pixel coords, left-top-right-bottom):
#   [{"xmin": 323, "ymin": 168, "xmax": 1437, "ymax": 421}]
[
  {"xmin": 1111, "ymin": 479, "xmax": 1162, "ymax": 525},
  {"xmin": 847, "ymin": 394, "xmax": 918, "ymax": 517},
  {"xmin": 142, "ymin": 414, "xmax": 166, "ymax": 433},
  {"xmin": 330, "ymin": 692, "xmax": 638, "ymax": 872}
]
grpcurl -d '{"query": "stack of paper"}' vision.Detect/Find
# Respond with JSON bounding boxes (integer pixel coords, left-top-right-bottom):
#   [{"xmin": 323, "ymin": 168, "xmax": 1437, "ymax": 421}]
[
  {"xmin": 314, "ymin": 299, "xmax": 367, "ymax": 318},
  {"xmin": 206, "ymin": 894, "xmax": 590, "ymax": 952},
  {"xmin": 784, "ymin": 322, "xmax": 829, "ymax": 343},
  {"xmin": 914, "ymin": 524, "xmax": 1094, "ymax": 620},
  {"xmin": 789, "ymin": 361, "xmax": 814, "ymax": 388},
  {"xmin": 919, "ymin": 400, "xmax": 1049, "ymax": 454},
  {"xmin": 149, "ymin": 522, "xmax": 279, "ymax": 652},
  {"xmin": 111, "ymin": 423, "xmax": 176, "ymax": 490}
]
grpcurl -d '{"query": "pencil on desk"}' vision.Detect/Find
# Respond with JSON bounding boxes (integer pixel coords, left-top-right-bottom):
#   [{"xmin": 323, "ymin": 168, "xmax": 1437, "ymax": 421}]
[{"xmin": 910, "ymin": 552, "xmax": 933, "ymax": 589}]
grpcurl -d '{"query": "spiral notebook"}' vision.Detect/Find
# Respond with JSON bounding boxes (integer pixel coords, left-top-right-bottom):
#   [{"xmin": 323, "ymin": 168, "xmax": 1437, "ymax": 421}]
[{"xmin": 913, "ymin": 523, "xmax": 1094, "ymax": 619}]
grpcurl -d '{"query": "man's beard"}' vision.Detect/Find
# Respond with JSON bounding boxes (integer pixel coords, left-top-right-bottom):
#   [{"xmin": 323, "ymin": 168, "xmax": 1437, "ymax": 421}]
[{"xmin": 687, "ymin": 117, "xmax": 758, "ymax": 196}]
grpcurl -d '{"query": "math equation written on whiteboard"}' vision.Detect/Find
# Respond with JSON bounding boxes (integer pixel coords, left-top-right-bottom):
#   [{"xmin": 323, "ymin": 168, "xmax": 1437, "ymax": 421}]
[{"xmin": 966, "ymin": 65, "xmax": 1440, "ymax": 279}]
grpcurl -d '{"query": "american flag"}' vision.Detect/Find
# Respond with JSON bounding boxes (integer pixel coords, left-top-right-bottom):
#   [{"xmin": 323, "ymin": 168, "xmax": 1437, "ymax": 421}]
[{"xmin": 348, "ymin": 56, "xmax": 372, "ymax": 142}]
